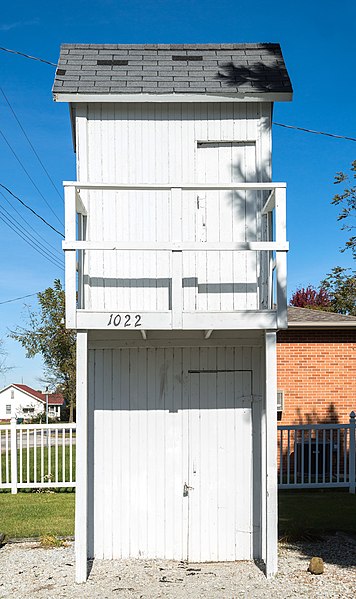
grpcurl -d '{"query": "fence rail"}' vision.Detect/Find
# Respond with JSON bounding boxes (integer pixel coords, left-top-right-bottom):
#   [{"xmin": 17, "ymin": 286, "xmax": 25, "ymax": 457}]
[
  {"xmin": 2, "ymin": 415, "xmax": 355, "ymax": 493},
  {"xmin": 278, "ymin": 412, "xmax": 355, "ymax": 493},
  {"xmin": 0, "ymin": 419, "xmax": 76, "ymax": 493}
]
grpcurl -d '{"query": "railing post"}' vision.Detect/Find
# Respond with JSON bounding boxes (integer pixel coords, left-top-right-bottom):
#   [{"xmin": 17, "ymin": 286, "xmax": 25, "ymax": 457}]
[
  {"xmin": 349, "ymin": 411, "xmax": 355, "ymax": 494},
  {"xmin": 10, "ymin": 417, "xmax": 17, "ymax": 495},
  {"xmin": 64, "ymin": 184, "xmax": 77, "ymax": 329},
  {"xmin": 275, "ymin": 186, "xmax": 287, "ymax": 328},
  {"xmin": 171, "ymin": 188, "xmax": 183, "ymax": 328}
]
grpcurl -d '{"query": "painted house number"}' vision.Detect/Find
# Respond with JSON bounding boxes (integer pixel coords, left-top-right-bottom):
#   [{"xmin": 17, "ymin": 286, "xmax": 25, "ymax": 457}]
[{"xmin": 107, "ymin": 313, "xmax": 142, "ymax": 327}]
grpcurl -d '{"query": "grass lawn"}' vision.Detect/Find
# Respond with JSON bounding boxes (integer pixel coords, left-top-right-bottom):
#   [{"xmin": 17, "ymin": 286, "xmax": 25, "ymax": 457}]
[
  {"xmin": 0, "ymin": 489, "xmax": 355, "ymax": 540},
  {"xmin": 0, "ymin": 492, "xmax": 75, "ymax": 538},
  {"xmin": 279, "ymin": 490, "xmax": 356, "ymax": 538},
  {"xmin": 1, "ymin": 446, "xmax": 76, "ymax": 484}
]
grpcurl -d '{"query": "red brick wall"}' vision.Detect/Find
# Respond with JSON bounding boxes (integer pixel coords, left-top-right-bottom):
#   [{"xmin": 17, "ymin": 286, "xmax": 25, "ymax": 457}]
[{"xmin": 277, "ymin": 329, "xmax": 356, "ymax": 425}]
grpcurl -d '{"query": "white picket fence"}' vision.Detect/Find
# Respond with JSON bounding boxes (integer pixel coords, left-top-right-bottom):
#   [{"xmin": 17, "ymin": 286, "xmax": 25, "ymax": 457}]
[
  {"xmin": 1, "ymin": 414, "xmax": 355, "ymax": 494},
  {"xmin": 278, "ymin": 412, "xmax": 356, "ymax": 493},
  {"xmin": 0, "ymin": 419, "xmax": 76, "ymax": 493}
]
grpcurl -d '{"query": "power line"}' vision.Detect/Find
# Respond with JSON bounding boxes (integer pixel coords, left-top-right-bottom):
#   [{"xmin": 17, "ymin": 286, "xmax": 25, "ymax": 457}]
[
  {"xmin": 0, "ymin": 183, "xmax": 64, "ymax": 237},
  {"xmin": 0, "ymin": 127, "xmax": 64, "ymax": 226},
  {"xmin": 273, "ymin": 122, "xmax": 356, "ymax": 142},
  {"xmin": 2, "ymin": 45, "xmax": 356, "ymax": 144},
  {"xmin": 0, "ymin": 46, "xmax": 57, "ymax": 67},
  {"xmin": 0, "ymin": 208, "xmax": 64, "ymax": 270},
  {"xmin": 0, "ymin": 192, "xmax": 63, "ymax": 263},
  {"xmin": 0, "ymin": 190, "xmax": 63, "ymax": 258},
  {"xmin": 0, "ymin": 86, "xmax": 63, "ymax": 201},
  {"xmin": 0, "ymin": 292, "xmax": 39, "ymax": 305}
]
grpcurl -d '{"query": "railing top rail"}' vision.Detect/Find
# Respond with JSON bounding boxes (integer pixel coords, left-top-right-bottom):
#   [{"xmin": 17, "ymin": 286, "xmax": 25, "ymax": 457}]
[
  {"xmin": 0, "ymin": 423, "xmax": 76, "ymax": 430},
  {"xmin": 278, "ymin": 423, "xmax": 349, "ymax": 431},
  {"xmin": 63, "ymin": 181, "xmax": 287, "ymax": 191}
]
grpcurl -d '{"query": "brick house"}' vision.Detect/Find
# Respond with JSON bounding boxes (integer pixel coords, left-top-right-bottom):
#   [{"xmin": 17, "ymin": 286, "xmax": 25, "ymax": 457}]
[{"xmin": 277, "ymin": 307, "xmax": 356, "ymax": 425}]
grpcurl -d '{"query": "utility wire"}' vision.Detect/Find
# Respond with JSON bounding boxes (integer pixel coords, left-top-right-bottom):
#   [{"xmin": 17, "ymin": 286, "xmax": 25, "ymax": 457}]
[
  {"xmin": 0, "ymin": 128, "xmax": 64, "ymax": 226},
  {"xmin": 0, "ymin": 202, "xmax": 64, "ymax": 267},
  {"xmin": 0, "ymin": 191, "xmax": 63, "ymax": 262},
  {"xmin": 0, "ymin": 292, "xmax": 39, "ymax": 305},
  {"xmin": 0, "ymin": 183, "xmax": 64, "ymax": 237},
  {"xmin": 0, "ymin": 207, "xmax": 64, "ymax": 270},
  {"xmin": 273, "ymin": 122, "xmax": 356, "ymax": 143},
  {"xmin": 0, "ymin": 86, "xmax": 63, "ymax": 201},
  {"xmin": 2, "ymin": 46, "xmax": 356, "ymax": 144},
  {"xmin": 0, "ymin": 46, "xmax": 57, "ymax": 67},
  {"xmin": 0, "ymin": 190, "xmax": 63, "ymax": 258}
]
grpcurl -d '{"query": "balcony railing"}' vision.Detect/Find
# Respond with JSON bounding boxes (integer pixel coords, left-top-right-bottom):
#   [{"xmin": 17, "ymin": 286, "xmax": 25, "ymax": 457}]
[{"xmin": 62, "ymin": 182, "xmax": 288, "ymax": 331}]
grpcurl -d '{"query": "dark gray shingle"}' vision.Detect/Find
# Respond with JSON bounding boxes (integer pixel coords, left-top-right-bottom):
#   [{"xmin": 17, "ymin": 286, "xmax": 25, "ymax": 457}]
[
  {"xmin": 53, "ymin": 43, "xmax": 292, "ymax": 97},
  {"xmin": 287, "ymin": 307, "xmax": 356, "ymax": 325}
]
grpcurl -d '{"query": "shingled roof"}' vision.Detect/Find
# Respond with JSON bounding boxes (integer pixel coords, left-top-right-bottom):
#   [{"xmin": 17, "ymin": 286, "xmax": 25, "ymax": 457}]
[
  {"xmin": 287, "ymin": 307, "xmax": 356, "ymax": 327},
  {"xmin": 52, "ymin": 43, "xmax": 292, "ymax": 98}
]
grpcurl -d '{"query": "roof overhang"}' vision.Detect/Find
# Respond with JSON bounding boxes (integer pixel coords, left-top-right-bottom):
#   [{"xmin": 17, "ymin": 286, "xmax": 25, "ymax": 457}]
[
  {"xmin": 54, "ymin": 91, "xmax": 293, "ymax": 104},
  {"xmin": 287, "ymin": 322, "xmax": 356, "ymax": 329}
]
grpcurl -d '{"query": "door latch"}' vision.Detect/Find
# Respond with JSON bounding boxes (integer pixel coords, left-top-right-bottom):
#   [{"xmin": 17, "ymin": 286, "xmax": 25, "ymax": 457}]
[{"xmin": 183, "ymin": 482, "xmax": 194, "ymax": 497}]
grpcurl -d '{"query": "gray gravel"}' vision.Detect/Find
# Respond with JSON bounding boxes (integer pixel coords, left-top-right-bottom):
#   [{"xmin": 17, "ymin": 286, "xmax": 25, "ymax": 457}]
[{"xmin": 0, "ymin": 535, "xmax": 355, "ymax": 598}]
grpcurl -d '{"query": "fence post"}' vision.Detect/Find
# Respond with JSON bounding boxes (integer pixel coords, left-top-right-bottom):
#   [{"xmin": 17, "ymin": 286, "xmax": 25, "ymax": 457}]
[
  {"xmin": 10, "ymin": 417, "xmax": 17, "ymax": 494},
  {"xmin": 349, "ymin": 411, "xmax": 355, "ymax": 494}
]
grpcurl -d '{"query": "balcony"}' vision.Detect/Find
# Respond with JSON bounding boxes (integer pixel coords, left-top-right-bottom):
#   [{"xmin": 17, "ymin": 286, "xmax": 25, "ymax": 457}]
[{"xmin": 63, "ymin": 182, "xmax": 288, "ymax": 332}]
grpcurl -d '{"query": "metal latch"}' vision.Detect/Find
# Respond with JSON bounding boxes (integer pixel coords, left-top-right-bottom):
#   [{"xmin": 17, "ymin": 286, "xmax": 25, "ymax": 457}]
[{"xmin": 183, "ymin": 482, "xmax": 194, "ymax": 497}]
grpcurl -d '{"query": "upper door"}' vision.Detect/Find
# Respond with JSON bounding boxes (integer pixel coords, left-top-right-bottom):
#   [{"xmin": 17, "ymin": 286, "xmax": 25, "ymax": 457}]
[{"xmin": 183, "ymin": 141, "xmax": 260, "ymax": 313}]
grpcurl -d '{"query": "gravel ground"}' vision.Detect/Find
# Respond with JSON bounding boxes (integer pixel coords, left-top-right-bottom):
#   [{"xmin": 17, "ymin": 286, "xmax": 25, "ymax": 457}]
[{"xmin": 0, "ymin": 535, "xmax": 355, "ymax": 598}]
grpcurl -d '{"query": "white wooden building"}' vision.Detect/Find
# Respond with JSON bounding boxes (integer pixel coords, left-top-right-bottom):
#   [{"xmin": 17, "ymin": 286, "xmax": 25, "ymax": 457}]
[
  {"xmin": 0, "ymin": 384, "xmax": 63, "ymax": 420},
  {"xmin": 53, "ymin": 43, "xmax": 292, "ymax": 583}
]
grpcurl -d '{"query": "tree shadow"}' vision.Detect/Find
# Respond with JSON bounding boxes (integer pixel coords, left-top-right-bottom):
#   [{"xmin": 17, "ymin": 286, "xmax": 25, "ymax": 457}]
[{"xmin": 215, "ymin": 61, "xmax": 291, "ymax": 93}]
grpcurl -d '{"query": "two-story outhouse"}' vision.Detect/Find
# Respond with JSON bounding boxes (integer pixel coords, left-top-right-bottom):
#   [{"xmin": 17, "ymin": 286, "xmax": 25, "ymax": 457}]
[{"xmin": 53, "ymin": 43, "xmax": 292, "ymax": 583}]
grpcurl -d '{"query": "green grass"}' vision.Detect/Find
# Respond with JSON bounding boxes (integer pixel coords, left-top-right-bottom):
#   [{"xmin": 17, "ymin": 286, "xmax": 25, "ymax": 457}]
[
  {"xmin": 279, "ymin": 490, "xmax": 356, "ymax": 538},
  {"xmin": 1, "ymin": 446, "xmax": 76, "ymax": 484},
  {"xmin": 0, "ymin": 492, "xmax": 75, "ymax": 538},
  {"xmin": 0, "ymin": 489, "xmax": 355, "ymax": 541}
]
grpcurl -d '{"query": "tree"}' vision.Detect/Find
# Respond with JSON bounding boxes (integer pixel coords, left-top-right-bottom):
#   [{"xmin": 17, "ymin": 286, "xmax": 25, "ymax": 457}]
[
  {"xmin": 290, "ymin": 268, "xmax": 356, "ymax": 316},
  {"xmin": 10, "ymin": 280, "xmax": 76, "ymax": 421},
  {"xmin": 332, "ymin": 160, "xmax": 356, "ymax": 258},
  {"xmin": 320, "ymin": 267, "xmax": 356, "ymax": 316},
  {"xmin": 0, "ymin": 338, "xmax": 10, "ymax": 377},
  {"xmin": 289, "ymin": 285, "xmax": 331, "ymax": 309}
]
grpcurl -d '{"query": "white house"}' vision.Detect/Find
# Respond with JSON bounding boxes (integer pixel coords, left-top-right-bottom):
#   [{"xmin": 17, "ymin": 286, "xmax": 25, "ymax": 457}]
[
  {"xmin": 53, "ymin": 42, "xmax": 292, "ymax": 583},
  {"xmin": 0, "ymin": 384, "xmax": 64, "ymax": 421}
]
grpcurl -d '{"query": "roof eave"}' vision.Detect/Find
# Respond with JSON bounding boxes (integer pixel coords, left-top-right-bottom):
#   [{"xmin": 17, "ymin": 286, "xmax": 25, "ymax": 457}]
[
  {"xmin": 53, "ymin": 91, "xmax": 293, "ymax": 104},
  {"xmin": 288, "ymin": 321, "xmax": 356, "ymax": 329}
]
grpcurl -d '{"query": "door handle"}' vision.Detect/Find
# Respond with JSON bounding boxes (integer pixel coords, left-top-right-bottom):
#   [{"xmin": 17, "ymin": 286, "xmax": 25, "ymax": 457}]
[{"xmin": 183, "ymin": 482, "xmax": 194, "ymax": 497}]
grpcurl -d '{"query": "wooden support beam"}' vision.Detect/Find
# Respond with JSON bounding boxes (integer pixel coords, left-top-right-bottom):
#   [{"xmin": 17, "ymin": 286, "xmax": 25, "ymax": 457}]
[
  {"xmin": 75, "ymin": 331, "xmax": 88, "ymax": 583},
  {"xmin": 265, "ymin": 330, "xmax": 278, "ymax": 579},
  {"xmin": 261, "ymin": 190, "xmax": 275, "ymax": 215},
  {"xmin": 64, "ymin": 185, "xmax": 77, "ymax": 329},
  {"xmin": 171, "ymin": 188, "xmax": 183, "ymax": 329}
]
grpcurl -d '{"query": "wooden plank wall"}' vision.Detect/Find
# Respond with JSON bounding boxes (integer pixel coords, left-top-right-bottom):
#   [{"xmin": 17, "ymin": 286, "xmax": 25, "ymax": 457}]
[
  {"xmin": 87, "ymin": 342, "xmax": 263, "ymax": 561},
  {"xmin": 75, "ymin": 102, "xmax": 271, "ymax": 313}
]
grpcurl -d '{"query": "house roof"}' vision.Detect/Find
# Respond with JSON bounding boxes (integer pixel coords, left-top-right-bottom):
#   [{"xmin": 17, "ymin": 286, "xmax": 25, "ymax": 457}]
[
  {"xmin": 52, "ymin": 43, "xmax": 292, "ymax": 100},
  {"xmin": 11, "ymin": 384, "xmax": 64, "ymax": 406},
  {"xmin": 287, "ymin": 307, "xmax": 356, "ymax": 328}
]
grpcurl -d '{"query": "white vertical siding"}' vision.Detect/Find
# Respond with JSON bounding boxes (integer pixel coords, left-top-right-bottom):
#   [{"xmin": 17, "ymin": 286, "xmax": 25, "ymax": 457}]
[
  {"xmin": 88, "ymin": 342, "xmax": 263, "ymax": 561},
  {"xmin": 75, "ymin": 102, "xmax": 271, "ymax": 313}
]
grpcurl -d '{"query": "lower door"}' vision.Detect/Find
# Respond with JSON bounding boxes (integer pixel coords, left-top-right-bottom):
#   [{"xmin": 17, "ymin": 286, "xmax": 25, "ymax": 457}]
[{"xmin": 187, "ymin": 371, "xmax": 253, "ymax": 562}]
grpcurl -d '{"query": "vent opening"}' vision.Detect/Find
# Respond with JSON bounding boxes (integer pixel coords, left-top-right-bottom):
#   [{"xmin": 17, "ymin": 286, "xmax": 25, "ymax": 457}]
[
  {"xmin": 97, "ymin": 59, "xmax": 128, "ymax": 66},
  {"xmin": 172, "ymin": 55, "xmax": 203, "ymax": 61},
  {"xmin": 56, "ymin": 69, "xmax": 66, "ymax": 76}
]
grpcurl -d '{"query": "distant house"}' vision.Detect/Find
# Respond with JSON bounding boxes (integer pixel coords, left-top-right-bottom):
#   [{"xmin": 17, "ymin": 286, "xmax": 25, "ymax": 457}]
[
  {"xmin": 0, "ymin": 384, "xmax": 64, "ymax": 421},
  {"xmin": 277, "ymin": 307, "xmax": 356, "ymax": 424}
]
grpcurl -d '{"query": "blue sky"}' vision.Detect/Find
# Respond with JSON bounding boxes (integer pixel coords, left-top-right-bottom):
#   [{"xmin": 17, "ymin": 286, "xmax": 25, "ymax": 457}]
[{"xmin": 0, "ymin": 0, "xmax": 355, "ymax": 388}]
